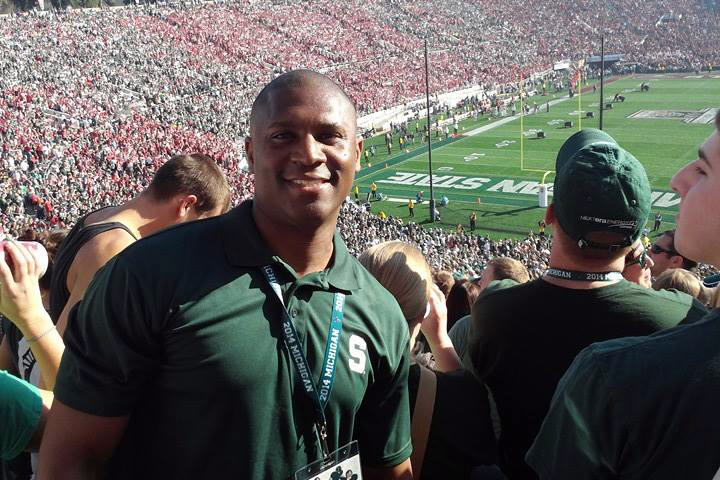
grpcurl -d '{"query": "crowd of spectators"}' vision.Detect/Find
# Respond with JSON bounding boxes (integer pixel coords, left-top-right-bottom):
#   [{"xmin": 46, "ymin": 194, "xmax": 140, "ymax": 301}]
[
  {"xmin": 338, "ymin": 201, "xmax": 553, "ymax": 279},
  {"xmin": 0, "ymin": 0, "xmax": 718, "ymax": 271},
  {"xmin": 337, "ymin": 201, "xmax": 718, "ymax": 282},
  {"xmin": 1, "ymin": 6, "xmax": 719, "ymax": 475}
]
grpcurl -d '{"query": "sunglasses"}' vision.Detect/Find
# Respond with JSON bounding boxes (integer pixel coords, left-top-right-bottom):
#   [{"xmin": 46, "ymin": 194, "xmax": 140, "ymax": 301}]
[
  {"xmin": 626, "ymin": 249, "xmax": 649, "ymax": 268},
  {"xmin": 650, "ymin": 243, "xmax": 677, "ymax": 256}
]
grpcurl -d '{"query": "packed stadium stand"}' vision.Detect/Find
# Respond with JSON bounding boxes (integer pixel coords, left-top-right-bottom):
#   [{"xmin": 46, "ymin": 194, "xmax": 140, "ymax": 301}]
[{"xmin": 1, "ymin": 0, "xmax": 719, "ymax": 274}]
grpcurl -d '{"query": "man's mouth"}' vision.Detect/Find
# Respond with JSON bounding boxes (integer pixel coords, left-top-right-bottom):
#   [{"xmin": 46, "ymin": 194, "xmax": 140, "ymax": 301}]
[{"xmin": 286, "ymin": 176, "xmax": 330, "ymax": 185}]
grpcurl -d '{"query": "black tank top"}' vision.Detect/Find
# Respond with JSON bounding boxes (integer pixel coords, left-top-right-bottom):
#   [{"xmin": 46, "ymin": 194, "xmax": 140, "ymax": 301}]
[{"xmin": 48, "ymin": 208, "xmax": 137, "ymax": 323}]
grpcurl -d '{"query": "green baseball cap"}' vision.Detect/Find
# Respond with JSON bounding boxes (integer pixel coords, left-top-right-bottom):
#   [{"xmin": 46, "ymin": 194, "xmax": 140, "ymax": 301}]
[{"xmin": 553, "ymin": 129, "xmax": 651, "ymax": 250}]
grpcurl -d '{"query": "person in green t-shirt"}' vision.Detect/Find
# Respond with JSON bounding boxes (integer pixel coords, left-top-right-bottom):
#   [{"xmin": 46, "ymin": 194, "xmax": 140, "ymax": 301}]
[
  {"xmin": 527, "ymin": 110, "xmax": 720, "ymax": 480},
  {"xmin": 0, "ymin": 371, "xmax": 43, "ymax": 460},
  {"xmin": 40, "ymin": 71, "xmax": 412, "ymax": 480},
  {"xmin": 465, "ymin": 129, "xmax": 708, "ymax": 480}
]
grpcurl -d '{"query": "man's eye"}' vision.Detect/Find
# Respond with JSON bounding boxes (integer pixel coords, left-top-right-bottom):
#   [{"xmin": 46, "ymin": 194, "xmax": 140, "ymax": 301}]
[{"xmin": 318, "ymin": 132, "xmax": 343, "ymax": 142}]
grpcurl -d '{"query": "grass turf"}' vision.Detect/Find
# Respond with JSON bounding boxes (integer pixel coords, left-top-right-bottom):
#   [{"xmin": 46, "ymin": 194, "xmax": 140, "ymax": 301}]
[{"xmin": 353, "ymin": 73, "xmax": 719, "ymax": 240}]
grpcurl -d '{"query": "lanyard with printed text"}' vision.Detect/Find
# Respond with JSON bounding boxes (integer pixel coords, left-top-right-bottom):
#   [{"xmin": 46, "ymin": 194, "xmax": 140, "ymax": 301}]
[
  {"xmin": 544, "ymin": 267, "xmax": 624, "ymax": 282},
  {"xmin": 261, "ymin": 265, "xmax": 345, "ymax": 459}
]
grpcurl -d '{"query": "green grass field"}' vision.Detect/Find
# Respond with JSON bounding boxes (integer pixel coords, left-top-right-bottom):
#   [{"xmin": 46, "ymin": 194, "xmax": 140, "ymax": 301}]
[{"xmin": 354, "ymin": 73, "xmax": 719, "ymax": 240}]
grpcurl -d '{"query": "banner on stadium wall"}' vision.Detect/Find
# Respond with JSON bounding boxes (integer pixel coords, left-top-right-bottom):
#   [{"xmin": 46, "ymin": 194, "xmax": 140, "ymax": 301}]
[
  {"xmin": 586, "ymin": 54, "xmax": 625, "ymax": 64},
  {"xmin": 553, "ymin": 60, "xmax": 571, "ymax": 71},
  {"xmin": 374, "ymin": 171, "xmax": 681, "ymax": 210}
]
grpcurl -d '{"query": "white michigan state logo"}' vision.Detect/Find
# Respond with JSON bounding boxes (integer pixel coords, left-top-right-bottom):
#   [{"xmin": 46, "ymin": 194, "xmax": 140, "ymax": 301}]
[{"xmin": 348, "ymin": 334, "xmax": 367, "ymax": 374}]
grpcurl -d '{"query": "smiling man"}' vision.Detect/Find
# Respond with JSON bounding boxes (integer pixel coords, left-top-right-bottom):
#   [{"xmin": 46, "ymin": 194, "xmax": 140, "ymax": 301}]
[
  {"xmin": 39, "ymin": 71, "xmax": 412, "ymax": 480},
  {"xmin": 527, "ymin": 110, "xmax": 720, "ymax": 479}
]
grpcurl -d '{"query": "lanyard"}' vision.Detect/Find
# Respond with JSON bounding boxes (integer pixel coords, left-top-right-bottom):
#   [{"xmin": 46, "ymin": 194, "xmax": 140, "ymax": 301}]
[
  {"xmin": 544, "ymin": 268, "xmax": 624, "ymax": 282},
  {"xmin": 261, "ymin": 265, "xmax": 345, "ymax": 459}
]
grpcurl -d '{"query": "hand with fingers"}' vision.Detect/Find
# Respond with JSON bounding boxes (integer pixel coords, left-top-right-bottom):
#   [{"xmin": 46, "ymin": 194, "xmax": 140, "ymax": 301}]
[
  {"xmin": 0, "ymin": 239, "xmax": 62, "ymax": 389},
  {"xmin": 0, "ymin": 240, "xmax": 50, "ymax": 332},
  {"xmin": 420, "ymin": 283, "xmax": 463, "ymax": 372}
]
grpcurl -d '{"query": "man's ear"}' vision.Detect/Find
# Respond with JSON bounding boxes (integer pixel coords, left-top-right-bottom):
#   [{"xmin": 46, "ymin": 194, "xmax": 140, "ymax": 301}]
[
  {"xmin": 668, "ymin": 254, "xmax": 685, "ymax": 269},
  {"xmin": 545, "ymin": 203, "xmax": 555, "ymax": 224},
  {"xmin": 177, "ymin": 194, "xmax": 198, "ymax": 219},
  {"xmin": 245, "ymin": 137, "xmax": 255, "ymax": 174},
  {"xmin": 354, "ymin": 137, "xmax": 363, "ymax": 172}
]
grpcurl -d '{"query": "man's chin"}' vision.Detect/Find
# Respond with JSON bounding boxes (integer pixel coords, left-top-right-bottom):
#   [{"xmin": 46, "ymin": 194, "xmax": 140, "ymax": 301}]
[{"xmin": 288, "ymin": 202, "xmax": 341, "ymax": 226}]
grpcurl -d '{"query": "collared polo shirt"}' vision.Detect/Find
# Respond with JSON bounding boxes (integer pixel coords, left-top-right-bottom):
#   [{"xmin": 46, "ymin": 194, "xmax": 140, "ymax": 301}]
[{"xmin": 56, "ymin": 201, "xmax": 412, "ymax": 479}]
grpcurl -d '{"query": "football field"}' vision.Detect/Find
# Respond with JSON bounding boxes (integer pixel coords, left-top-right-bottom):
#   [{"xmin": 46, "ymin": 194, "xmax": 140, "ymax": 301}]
[{"xmin": 354, "ymin": 73, "xmax": 719, "ymax": 240}]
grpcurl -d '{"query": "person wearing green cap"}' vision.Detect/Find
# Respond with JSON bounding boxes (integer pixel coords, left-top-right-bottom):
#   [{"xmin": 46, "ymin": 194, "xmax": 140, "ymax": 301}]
[
  {"xmin": 526, "ymin": 112, "xmax": 720, "ymax": 479},
  {"xmin": 464, "ymin": 129, "xmax": 708, "ymax": 480}
]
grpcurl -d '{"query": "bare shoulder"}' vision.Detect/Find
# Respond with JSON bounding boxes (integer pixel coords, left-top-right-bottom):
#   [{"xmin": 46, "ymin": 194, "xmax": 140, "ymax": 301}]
[
  {"xmin": 83, "ymin": 205, "xmax": 120, "ymax": 226},
  {"xmin": 72, "ymin": 228, "xmax": 136, "ymax": 276}
]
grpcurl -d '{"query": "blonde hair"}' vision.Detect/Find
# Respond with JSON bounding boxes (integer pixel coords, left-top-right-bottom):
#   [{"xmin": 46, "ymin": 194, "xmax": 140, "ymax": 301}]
[
  {"xmin": 652, "ymin": 268, "xmax": 702, "ymax": 299},
  {"xmin": 433, "ymin": 270, "xmax": 455, "ymax": 297},
  {"xmin": 698, "ymin": 285, "xmax": 715, "ymax": 307},
  {"xmin": 359, "ymin": 241, "xmax": 432, "ymax": 323},
  {"xmin": 710, "ymin": 287, "xmax": 720, "ymax": 309}
]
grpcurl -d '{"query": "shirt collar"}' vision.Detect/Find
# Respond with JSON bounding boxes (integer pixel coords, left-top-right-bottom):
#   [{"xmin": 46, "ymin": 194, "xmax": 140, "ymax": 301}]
[
  {"xmin": 223, "ymin": 200, "xmax": 360, "ymax": 292},
  {"xmin": 223, "ymin": 201, "xmax": 274, "ymax": 268}
]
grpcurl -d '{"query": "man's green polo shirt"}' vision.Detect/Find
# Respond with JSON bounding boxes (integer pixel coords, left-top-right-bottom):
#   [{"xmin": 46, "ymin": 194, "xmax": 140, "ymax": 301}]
[{"xmin": 55, "ymin": 201, "xmax": 412, "ymax": 479}]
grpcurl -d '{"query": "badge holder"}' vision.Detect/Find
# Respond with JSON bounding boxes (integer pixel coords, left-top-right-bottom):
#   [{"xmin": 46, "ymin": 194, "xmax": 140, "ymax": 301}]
[{"xmin": 294, "ymin": 440, "xmax": 361, "ymax": 480}]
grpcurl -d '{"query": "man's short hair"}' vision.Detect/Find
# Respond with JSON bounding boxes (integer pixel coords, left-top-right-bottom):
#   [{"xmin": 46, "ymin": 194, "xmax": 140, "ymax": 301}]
[
  {"xmin": 249, "ymin": 70, "xmax": 356, "ymax": 132},
  {"xmin": 661, "ymin": 230, "xmax": 698, "ymax": 270},
  {"xmin": 487, "ymin": 257, "xmax": 530, "ymax": 283},
  {"xmin": 147, "ymin": 154, "xmax": 231, "ymax": 214},
  {"xmin": 715, "ymin": 108, "xmax": 720, "ymax": 130},
  {"xmin": 553, "ymin": 129, "xmax": 651, "ymax": 251}
]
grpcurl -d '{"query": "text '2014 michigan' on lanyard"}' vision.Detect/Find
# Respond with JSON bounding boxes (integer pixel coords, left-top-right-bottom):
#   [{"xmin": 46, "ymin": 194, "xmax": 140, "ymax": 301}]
[{"xmin": 262, "ymin": 265, "xmax": 345, "ymax": 460}]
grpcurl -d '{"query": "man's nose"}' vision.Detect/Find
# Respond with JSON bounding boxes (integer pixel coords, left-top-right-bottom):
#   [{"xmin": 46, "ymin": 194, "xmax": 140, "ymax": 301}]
[
  {"xmin": 291, "ymin": 134, "xmax": 326, "ymax": 165},
  {"xmin": 669, "ymin": 163, "xmax": 690, "ymax": 196}
]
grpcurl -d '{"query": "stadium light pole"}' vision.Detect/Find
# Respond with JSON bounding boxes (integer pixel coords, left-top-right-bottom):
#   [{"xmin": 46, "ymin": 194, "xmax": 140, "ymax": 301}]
[
  {"xmin": 599, "ymin": 35, "xmax": 605, "ymax": 130},
  {"xmin": 424, "ymin": 37, "xmax": 436, "ymax": 222}
]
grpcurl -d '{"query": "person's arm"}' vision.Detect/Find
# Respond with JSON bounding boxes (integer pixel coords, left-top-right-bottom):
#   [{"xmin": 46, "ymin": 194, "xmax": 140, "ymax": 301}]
[
  {"xmin": 356, "ymin": 302, "xmax": 413, "ymax": 476},
  {"xmin": 0, "ymin": 241, "xmax": 63, "ymax": 389},
  {"xmin": 363, "ymin": 459, "xmax": 412, "ymax": 480},
  {"xmin": 25, "ymin": 388, "xmax": 53, "ymax": 452},
  {"xmin": 55, "ymin": 233, "xmax": 134, "ymax": 337},
  {"xmin": 421, "ymin": 284, "xmax": 462, "ymax": 372},
  {"xmin": 37, "ymin": 399, "xmax": 129, "ymax": 480}
]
